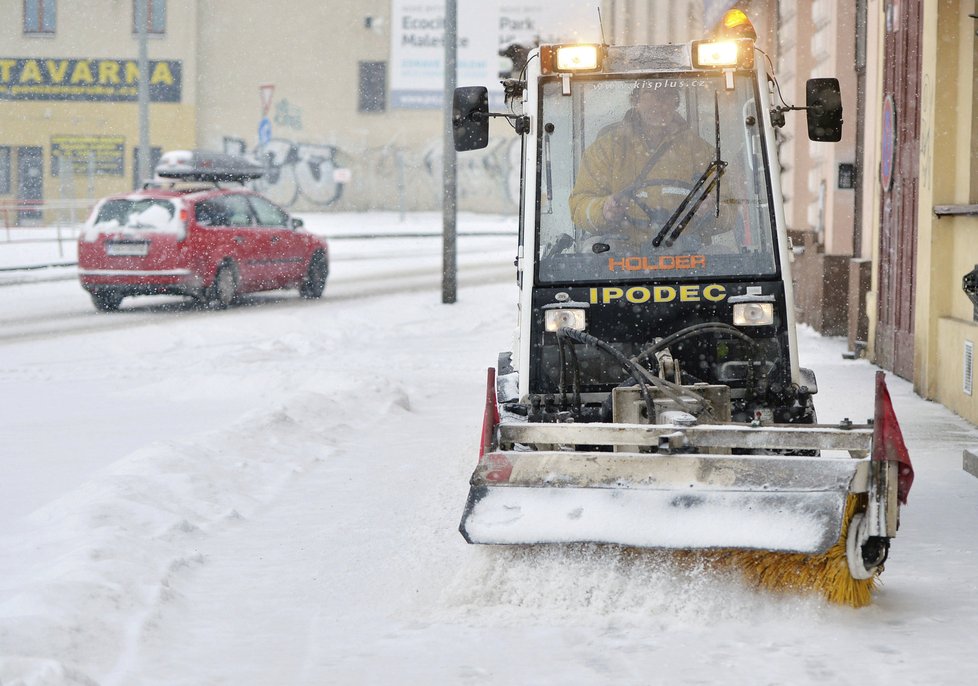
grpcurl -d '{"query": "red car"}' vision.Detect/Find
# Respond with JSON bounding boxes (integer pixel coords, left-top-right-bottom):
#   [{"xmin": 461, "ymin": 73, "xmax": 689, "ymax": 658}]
[{"xmin": 78, "ymin": 151, "xmax": 329, "ymax": 311}]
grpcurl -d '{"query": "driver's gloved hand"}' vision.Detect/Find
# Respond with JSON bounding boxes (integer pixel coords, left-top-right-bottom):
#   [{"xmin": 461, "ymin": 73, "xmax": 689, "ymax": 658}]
[{"xmin": 602, "ymin": 195, "xmax": 627, "ymax": 223}]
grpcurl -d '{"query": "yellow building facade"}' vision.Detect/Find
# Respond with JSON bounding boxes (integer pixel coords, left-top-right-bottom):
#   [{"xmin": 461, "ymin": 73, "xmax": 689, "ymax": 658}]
[
  {"xmin": 0, "ymin": 0, "xmax": 527, "ymax": 216},
  {"xmin": 0, "ymin": 1, "xmax": 197, "ymax": 224},
  {"xmin": 906, "ymin": 0, "xmax": 978, "ymax": 422}
]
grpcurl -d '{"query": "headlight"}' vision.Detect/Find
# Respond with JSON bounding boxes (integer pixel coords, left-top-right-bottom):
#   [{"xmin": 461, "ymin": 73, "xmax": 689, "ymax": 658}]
[
  {"xmin": 545, "ymin": 308, "xmax": 587, "ymax": 332},
  {"xmin": 733, "ymin": 302, "xmax": 774, "ymax": 326}
]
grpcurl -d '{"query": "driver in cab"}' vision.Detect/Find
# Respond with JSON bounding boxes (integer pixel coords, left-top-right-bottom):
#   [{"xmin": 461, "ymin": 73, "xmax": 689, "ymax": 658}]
[{"xmin": 569, "ymin": 82, "xmax": 714, "ymax": 247}]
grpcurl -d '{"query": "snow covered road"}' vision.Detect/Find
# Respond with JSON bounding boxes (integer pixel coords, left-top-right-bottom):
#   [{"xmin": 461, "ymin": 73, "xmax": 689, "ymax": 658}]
[
  {"xmin": 0, "ymin": 234, "xmax": 515, "ymax": 344},
  {"xmin": 2, "ymin": 215, "xmax": 978, "ymax": 685}
]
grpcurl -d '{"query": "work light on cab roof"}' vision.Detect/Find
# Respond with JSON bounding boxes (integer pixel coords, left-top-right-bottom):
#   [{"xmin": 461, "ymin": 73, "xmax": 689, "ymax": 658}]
[
  {"xmin": 540, "ymin": 44, "xmax": 603, "ymax": 74},
  {"xmin": 690, "ymin": 8, "xmax": 757, "ymax": 71}
]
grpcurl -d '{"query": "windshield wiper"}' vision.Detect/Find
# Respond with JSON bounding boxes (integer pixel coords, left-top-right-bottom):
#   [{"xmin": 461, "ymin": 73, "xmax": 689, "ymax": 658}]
[
  {"xmin": 543, "ymin": 123, "xmax": 554, "ymax": 214},
  {"xmin": 651, "ymin": 93, "xmax": 727, "ymax": 248}
]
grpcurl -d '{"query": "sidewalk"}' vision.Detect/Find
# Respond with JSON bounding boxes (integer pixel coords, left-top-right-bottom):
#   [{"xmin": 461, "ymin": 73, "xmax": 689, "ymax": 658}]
[
  {"xmin": 0, "ymin": 226, "xmax": 78, "ymax": 264},
  {"xmin": 800, "ymin": 327, "xmax": 978, "ymax": 494}
]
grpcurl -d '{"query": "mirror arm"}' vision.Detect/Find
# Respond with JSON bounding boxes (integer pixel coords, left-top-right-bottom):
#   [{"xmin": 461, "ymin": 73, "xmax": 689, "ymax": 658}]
[
  {"xmin": 770, "ymin": 104, "xmax": 812, "ymax": 129},
  {"xmin": 771, "ymin": 104, "xmax": 811, "ymax": 115},
  {"xmin": 473, "ymin": 111, "xmax": 531, "ymax": 134}
]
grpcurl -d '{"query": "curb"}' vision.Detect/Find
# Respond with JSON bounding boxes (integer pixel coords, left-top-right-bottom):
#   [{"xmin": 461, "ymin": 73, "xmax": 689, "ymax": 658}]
[{"xmin": 0, "ymin": 262, "xmax": 77, "ymax": 272}]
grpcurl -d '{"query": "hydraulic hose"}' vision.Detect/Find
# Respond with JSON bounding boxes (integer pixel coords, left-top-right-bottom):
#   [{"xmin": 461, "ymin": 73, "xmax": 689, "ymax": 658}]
[
  {"xmin": 633, "ymin": 322, "xmax": 759, "ymax": 368},
  {"xmin": 555, "ymin": 335, "xmax": 584, "ymax": 411},
  {"xmin": 633, "ymin": 322, "xmax": 762, "ymax": 395},
  {"xmin": 557, "ymin": 327, "xmax": 656, "ymax": 422}
]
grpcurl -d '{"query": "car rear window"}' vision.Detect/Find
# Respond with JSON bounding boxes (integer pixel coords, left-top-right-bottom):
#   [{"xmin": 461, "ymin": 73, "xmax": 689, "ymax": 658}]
[{"xmin": 82, "ymin": 197, "xmax": 186, "ymax": 241}]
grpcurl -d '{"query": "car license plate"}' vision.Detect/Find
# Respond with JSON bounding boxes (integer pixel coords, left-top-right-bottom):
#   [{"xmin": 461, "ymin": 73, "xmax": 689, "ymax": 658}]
[{"xmin": 105, "ymin": 241, "xmax": 149, "ymax": 257}]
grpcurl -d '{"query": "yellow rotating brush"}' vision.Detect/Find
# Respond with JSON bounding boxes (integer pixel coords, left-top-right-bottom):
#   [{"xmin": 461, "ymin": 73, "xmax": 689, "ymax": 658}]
[{"xmin": 708, "ymin": 494, "xmax": 878, "ymax": 607}]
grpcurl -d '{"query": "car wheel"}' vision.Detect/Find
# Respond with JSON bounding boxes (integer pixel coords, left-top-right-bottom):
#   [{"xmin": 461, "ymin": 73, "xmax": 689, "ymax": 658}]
[
  {"xmin": 209, "ymin": 263, "xmax": 238, "ymax": 309},
  {"xmin": 299, "ymin": 251, "xmax": 328, "ymax": 299},
  {"xmin": 90, "ymin": 289, "xmax": 123, "ymax": 312}
]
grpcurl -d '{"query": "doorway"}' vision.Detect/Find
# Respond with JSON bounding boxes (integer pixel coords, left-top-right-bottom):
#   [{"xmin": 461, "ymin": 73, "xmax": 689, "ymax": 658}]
[{"xmin": 16, "ymin": 146, "xmax": 44, "ymax": 224}]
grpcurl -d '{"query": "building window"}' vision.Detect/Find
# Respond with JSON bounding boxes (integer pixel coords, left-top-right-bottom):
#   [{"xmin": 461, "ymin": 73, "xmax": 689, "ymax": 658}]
[
  {"xmin": 358, "ymin": 61, "xmax": 387, "ymax": 113},
  {"xmin": 0, "ymin": 147, "xmax": 11, "ymax": 194},
  {"xmin": 132, "ymin": 0, "xmax": 166, "ymax": 34},
  {"xmin": 24, "ymin": 0, "xmax": 56, "ymax": 34}
]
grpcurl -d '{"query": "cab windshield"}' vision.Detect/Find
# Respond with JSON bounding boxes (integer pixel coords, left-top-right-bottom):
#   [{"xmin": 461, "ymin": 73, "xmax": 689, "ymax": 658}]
[{"xmin": 536, "ymin": 73, "xmax": 778, "ymax": 284}]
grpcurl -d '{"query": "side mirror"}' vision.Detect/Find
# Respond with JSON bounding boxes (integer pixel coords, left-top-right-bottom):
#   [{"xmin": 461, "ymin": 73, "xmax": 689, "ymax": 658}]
[
  {"xmin": 806, "ymin": 78, "xmax": 843, "ymax": 142},
  {"xmin": 453, "ymin": 86, "xmax": 489, "ymax": 151},
  {"xmin": 291, "ymin": 216, "xmax": 304, "ymax": 229}
]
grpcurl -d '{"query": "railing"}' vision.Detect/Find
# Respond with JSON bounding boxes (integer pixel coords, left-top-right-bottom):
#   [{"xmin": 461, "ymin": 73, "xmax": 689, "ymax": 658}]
[
  {"xmin": 1, "ymin": 198, "xmax": 94, "ymax": 231},
  {"xmin": 0, "ymin": 199, "xmax": 93, "ymax": 258}
]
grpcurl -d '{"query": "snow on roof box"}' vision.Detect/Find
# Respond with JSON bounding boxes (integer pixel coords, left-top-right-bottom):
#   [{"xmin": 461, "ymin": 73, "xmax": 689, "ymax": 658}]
[{"xmin": 154, "ymin": 150, "xmax": 265, "ymax": 183}]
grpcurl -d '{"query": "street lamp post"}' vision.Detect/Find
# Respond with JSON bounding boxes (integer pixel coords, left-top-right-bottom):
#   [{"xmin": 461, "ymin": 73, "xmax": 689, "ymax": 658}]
[
  {"xmin": 136, "ymin": 0, "xmax": 151, "ymax": 187},
  {"xmin": 442, "ymin": 0, "xmax": 458, "ymax": 304}
]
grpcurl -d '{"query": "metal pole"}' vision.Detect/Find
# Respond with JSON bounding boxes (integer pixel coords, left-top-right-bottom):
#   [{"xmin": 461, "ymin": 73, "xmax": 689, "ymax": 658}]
[
  {"xmin": 442, "ymin": 0, "xmax": 458, "ymax": 304},
  {"xmin": 853, "ymin": 0, "xmax": 867, "ymax": 257},
  {"xmin": 87, "ymin": 152, "xmax": 96, "ymax": 200},
  {"xmin": 397, "ymin": 149, "xmax": 407, "ymax": 222},
  {"xmin": 136, "ymin": 0, "xmax": 151, "ymax": 187}
]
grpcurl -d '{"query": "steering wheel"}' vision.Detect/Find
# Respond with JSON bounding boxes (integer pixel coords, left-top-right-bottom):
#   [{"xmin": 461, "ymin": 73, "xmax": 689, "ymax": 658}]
[{"xmin": 617, "ymin": 178, "xmax": 695, "ymax": 229}]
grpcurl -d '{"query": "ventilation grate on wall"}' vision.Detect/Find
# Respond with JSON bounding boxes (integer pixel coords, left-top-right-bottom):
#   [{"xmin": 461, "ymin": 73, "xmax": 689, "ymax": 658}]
[{"xmin": 965, "ymin": 340, "xmax": 974, "ymax": 396}]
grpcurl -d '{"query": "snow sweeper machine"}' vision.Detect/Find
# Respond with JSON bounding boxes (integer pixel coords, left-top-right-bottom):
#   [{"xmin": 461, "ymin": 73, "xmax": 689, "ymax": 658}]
[{"xmin": 451, "ymin": 10, "xmax": 914, "ymax": 606}]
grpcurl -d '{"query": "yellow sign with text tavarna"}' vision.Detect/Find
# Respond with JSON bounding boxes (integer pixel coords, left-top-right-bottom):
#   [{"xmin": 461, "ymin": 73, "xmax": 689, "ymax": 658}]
[{"xmin": 0, "ymin": 58, "xmax": 181, "ymax": 102}]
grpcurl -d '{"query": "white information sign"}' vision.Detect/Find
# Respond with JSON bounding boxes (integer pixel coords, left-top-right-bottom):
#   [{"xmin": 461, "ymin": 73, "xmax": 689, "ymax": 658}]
[{"xmin": 390, "ymin": 1, "xmax": 603, "ymax": 109}]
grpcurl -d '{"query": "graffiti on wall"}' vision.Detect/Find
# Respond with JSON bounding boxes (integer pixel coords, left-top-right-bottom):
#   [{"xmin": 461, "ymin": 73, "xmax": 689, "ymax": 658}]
[
  {"xmin": 421, "ymin": 136, "xmax": 522, "ymax": 208},
  {"xmin": 224, "ymin": 136, "xmax": 344, "ymax": 208},
  {"xmin": 222, "ymin": 130, "xmax": 522, "ymax": 212}
]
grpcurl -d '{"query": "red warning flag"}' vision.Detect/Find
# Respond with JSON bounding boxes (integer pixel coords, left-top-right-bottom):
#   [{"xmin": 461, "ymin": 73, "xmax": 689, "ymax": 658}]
[{"xmin": 872, "ymin": 370, "xmax": 915, "ymax": 504}]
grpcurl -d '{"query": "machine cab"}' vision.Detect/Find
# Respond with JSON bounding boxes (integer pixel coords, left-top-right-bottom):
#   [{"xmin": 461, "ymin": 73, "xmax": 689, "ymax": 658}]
[
  {"xmin": 516, "ymin": 39, "xmax": 800, "ymax": 414},
  {"xmin": 534, "ymin": 41, "xmax": 779, "ymax": 285},
  {"xmin": 452, "ymin": 15, "xmax": 842, "ymax": 424}
]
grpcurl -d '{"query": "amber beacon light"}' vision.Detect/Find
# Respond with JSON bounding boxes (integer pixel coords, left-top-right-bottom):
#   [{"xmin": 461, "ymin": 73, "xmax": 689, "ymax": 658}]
[{"xmin": 717, "ymin": 8, "xmax": 757, "ymax": 40}]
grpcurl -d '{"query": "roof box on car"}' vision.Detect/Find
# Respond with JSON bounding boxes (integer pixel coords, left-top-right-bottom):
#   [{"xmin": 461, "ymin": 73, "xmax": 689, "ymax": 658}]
[{"xmin": 153, "ymin": 150, "xmax": 265, "ymax": 184}]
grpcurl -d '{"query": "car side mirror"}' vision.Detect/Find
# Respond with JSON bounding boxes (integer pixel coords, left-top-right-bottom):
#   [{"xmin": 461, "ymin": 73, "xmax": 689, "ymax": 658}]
[
  {"xmin": 291, "ymin": 217, "xmax": 304, "ymax": 229},
  {"xmin": 453, "ymin": 86, "xmax": 489, "ymax": 151},
  {"xmin": 806, "ymin": 78, "xmax": 843, "ymax": 142}
]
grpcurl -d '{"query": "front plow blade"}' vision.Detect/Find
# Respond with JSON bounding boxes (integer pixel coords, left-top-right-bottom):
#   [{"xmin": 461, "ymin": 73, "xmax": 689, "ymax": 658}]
[
  {"xmin": 460, "ymin": 370, "xmax": 913, "ymax": 607},
  {"xmin": 460, "ymin": 448, "xmax": 867, "ymax": 554}
]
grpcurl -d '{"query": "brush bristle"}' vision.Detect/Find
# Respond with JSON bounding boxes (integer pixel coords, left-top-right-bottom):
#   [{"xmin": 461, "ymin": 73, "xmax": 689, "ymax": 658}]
[{"xmin": 687, "ymin": 495, "xmax": 879, "ymax": 607}]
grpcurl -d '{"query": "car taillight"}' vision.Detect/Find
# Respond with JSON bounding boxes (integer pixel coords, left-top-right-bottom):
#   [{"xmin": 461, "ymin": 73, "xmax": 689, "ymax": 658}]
[{"xmin": 178, "ymin": 208, "xmax": 189, "ymax": 241}]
